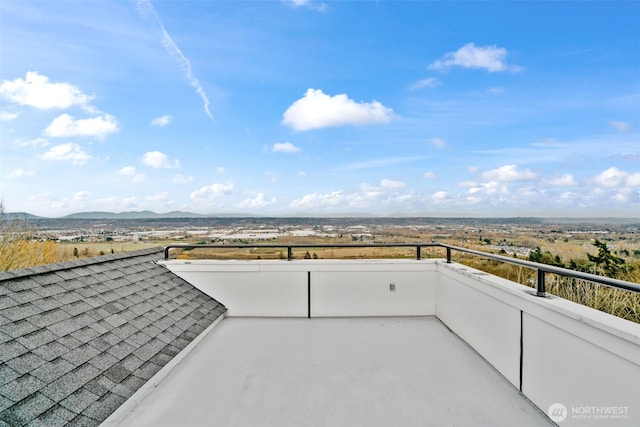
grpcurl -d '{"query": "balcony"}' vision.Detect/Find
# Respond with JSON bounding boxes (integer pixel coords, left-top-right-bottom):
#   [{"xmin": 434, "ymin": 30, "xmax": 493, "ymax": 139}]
[{"xmin": 103, "ymin": 244, "xmax": 640, "ymax": 427}]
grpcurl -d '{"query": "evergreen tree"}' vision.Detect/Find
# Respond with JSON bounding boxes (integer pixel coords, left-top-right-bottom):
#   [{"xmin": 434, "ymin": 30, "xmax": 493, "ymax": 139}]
[{"xmin": 587, "ymin": 240, "xmax": 625, "ymax": 276}]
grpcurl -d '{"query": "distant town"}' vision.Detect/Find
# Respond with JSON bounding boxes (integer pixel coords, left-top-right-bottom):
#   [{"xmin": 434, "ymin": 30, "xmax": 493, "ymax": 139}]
[{"xmin": 8, "ymin": 211, "xmax": 640, "ymax": 260}]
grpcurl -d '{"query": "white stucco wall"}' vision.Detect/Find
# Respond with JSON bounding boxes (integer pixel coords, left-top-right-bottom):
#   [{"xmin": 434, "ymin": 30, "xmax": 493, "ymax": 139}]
[
  {"xmin": 160, "ymin": 259, "xmax": 437, "ymax": 317},
  {"xmin": 435, "ymin": 261, "xmax": 640, "ymax": 427}
]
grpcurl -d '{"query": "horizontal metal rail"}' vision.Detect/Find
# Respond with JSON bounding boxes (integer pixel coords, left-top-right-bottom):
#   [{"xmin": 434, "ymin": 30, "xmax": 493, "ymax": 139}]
[{"xmin": 163, "ymin": 243, "xmax": 640, "ymax": 296}]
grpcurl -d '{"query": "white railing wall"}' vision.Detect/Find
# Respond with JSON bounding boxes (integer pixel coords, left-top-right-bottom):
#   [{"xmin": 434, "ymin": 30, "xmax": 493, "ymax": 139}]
[
  {"xmin": 436, "ymin": 262, "xmax": 640, "ymax": 427},
  {"xmin": 161, "ymin": 260, "xmax": 437, "ymax": 317},
  {"xmin": 160, "ymin": 258, "xmax": 640, "ymax": 426}
]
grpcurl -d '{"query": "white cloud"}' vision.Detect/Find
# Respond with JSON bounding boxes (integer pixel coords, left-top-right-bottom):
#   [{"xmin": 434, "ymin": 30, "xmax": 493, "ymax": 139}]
[
  {"xmin": 6, "ymin": 169, "xmax": 35, "ymax": 178},
  {"xmin": 593, "ymin": 167, "xmax": 640, "ymax": 188},
  {"xmin": 408, "ymin": 78, "xmax": 440, "ymax": 91},
  {"xmin": 290, "ymin": 179, "xmax": 411, "ymax": 212},
  {"xmin": 272, "ymin": 142, "xmax": 301, "ymax": 153},
  {"xmin": 593, "ymin": 167, "xmax": 626, "ymax": 187},
  {"xmin": 290, "ymin": 191, "xmax": 345, "ymax": 209},
  {"xmin": 74, "ymin": 191, "xmax": 89, "ymax": 201},
  {"xmin": 237, "ymin": 193, "xmax": 277, "ymax": 209},
  {"xmin": 173, "ymin": 174, "xmax": 194, "ymax": 184},
  {"xmin": 341, "ymin": 156, "xmax": 425, "ymax": 171},
  {"xmin": 380, "ymin": 179, "xmax": 405, "ymax": 190},
  {"xmin": 117, "ymin": 166, "xmax": 145, "ymax": 182},
  {"xmin": 44, "ymin": 113, "xmax": 118, "ymax": 139},
  {"xmin": 466, "ymin": 181, "xmax": 509, "ymax": 197},
  {"xmin": 480, "ymin": 165, "xmax": 536, "ymax": 182},
  {"xmin": 217, "ymin": 167, "xmax": 225, "ymax": 174},
  {"xmin": 283, "ymin": 0, "xmax": 327, "ymax": 12},
  {"xmin": 89, "ymin": 196, "xmax": 139, "ymax": 211},
  {"xmin": 190, "ymin": 182, "xmax": 234, "ymax": 201},
  {"xmin": 428, "ymin": 43, "xmax": 522, "ymax": 73},
  {"xmin": 41, "ymin": 143, "xmax": 92, "ymax": 165},
  {"xmin": 151, "ymin": 115, "xmax": 173, "ymax": 127},
  {"xmin": 627, "ymin": 173, "xmax": 640, "ymax": 187},
  {"xmin": 0, "ymin": 71, "xmax": 95, "ymax": 110},
  {"xmin": 14, "ymin": 137, "xmax": 49, "ymax": 147},
  {"xmin": 117, "ymin": 166, "xmax": 136, "ymax": 176},
  {"xmin": 0, "ymin": 111, "xmax": 19, "ymax": 121},
  {"xmin": 431, "ymin": 191, "xmax": 450, "ymax": 202},
  {"xmin": 546, "ymin": 174, "xmax": 578, "ymax": 186},
  {"xmin": 136, "ymin": 1, "xmax": 214, "ymax": 122},
  {"xmin": 608, "ymin": 120, "xmax": 633, "ymax": 133},
  {"xmin": 142, "ymin": 151, "xmax": 180, "ymax": 168},
  {"xmin": 146, "ymin": 192, "xmax": 170, "ymax": 202},
  {"xmin": 423, "ymin": 171, "xmax": 437, "ymax": 179},
  {"xmin": 560, "ymin": 192, "xmax": 578, "ymax": 201},
  {"xmin": 282, "ymin": 88, "xmax": 395, "ymax": 131},
  {"xmin": 613, "ymin": 188, "xmax": 632, "ymax": 202},
  {"xmin": 428, "ymin": 138, "xmax": 447, "ymax": 149}
]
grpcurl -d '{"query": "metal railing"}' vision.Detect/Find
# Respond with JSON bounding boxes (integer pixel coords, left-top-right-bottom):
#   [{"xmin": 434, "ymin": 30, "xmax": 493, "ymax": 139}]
[{"xmin": 163, "ymin": 243, "xmax": 640, "ymax": 297}]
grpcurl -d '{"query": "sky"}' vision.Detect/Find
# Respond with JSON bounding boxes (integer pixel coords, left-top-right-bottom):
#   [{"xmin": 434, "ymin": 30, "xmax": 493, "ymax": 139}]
[{"xmin": 1, "ymin": 0, "xmax": 639, "ymax": 218}]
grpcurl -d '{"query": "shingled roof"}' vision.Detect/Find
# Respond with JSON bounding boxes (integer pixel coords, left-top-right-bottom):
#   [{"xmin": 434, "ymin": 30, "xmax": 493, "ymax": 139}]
[{"xmin": 0, "ymin": 247, "xmax": 225, "ymax": 427}]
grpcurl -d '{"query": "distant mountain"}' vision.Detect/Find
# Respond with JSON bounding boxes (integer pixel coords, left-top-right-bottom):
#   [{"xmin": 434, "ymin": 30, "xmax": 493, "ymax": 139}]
[
  {"xmin": 3, "ymin": 212, "xmax": 45, "ymax": 220},
  {"xmin": 61, "ymin": 211, "xmax": 211, "ymax": 219}
]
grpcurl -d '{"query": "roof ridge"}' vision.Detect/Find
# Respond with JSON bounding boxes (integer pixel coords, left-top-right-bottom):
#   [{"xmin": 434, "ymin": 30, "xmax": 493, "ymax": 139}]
[{"xmin": 0, "ymin": 247, "xmax": 164, "ymax": 283}]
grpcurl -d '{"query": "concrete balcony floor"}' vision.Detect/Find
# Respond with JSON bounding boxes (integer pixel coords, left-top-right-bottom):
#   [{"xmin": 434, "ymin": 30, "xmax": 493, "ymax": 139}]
[{"xmin": 112, "ymin": 317, "xmax": 553, "ymax": 426}]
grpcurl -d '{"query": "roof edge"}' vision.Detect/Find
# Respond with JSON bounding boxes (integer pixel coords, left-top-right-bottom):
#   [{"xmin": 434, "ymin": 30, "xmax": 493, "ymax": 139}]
[
  {"xmin": 100, "ymin": 314, "xmax": 226, "ymax": 427},
  {"xmin": 0, "ymin": 246, "xmax": 164, "ymax": 282}
]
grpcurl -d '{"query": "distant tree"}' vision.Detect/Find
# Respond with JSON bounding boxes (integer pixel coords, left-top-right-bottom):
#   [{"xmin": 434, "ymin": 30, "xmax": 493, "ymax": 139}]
[
  {"xmin": 73, "ymin": 247, "xmax": 79, "ymax": 257},
  {"xmin": 304, "ymin": 251, "xmax": 311, "ymax": 259},
  {"xmin": 313, "ymin": 252, "xmax": 318, "ymax": 259},
  {"xmin": 587, "ymin": 240, "xmax": 625, "ymax": 276},
  {"xmin": 529, "ymin": 247, "xmax": 543, "ymax": 263},
  {"xmin": 529, "ymin": 247, "xmax": 564, "ymax": 267}
]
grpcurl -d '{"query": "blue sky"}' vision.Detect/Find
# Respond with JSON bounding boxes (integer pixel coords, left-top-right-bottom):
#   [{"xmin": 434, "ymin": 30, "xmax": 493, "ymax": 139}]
[{"xmin": 1, "ymin": 0, "xmax": 639, "ymax": 217}]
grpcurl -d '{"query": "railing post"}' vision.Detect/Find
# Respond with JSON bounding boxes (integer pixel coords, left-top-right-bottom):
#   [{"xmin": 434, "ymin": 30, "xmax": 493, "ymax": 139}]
[
  {"xmin": 416, "ymin": 245, "xmax": 421, "ymax": 260},
  {"xmin": 536, "ymin": 269, "xmax": 546, "ymax": 297},
  {"xmin": 287, "ymin": 246, "xmax": 293, "ymax": 261},
  {"xmin": 446, "ymin": 247, "xmax": 451, "ymax": 263}
]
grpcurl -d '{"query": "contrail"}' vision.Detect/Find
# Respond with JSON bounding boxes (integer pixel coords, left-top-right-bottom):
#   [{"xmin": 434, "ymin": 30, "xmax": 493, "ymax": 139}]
[{"xmin": 135, "ymin": 0, "xmax": 214, "ymax": 122}]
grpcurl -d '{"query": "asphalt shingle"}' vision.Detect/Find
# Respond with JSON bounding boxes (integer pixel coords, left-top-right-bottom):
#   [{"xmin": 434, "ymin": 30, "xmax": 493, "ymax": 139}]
[
  {"xmin": 0, "ymin": 375, "xmax": 44, "ymax": 402},
  {"xmin": 30, "ymin": 358, "xmax": 74, "ymax": 384},
  {"xmin": 26, "ymin": 404, "xmax": 76, "ymax": 427},
  {"xmin": 0, "ymin": 247, "xmax": 225, "ymax": 426},
  {"xmin": 0, "ymin": 392, "xmax": 54, "ymax": 426}
]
